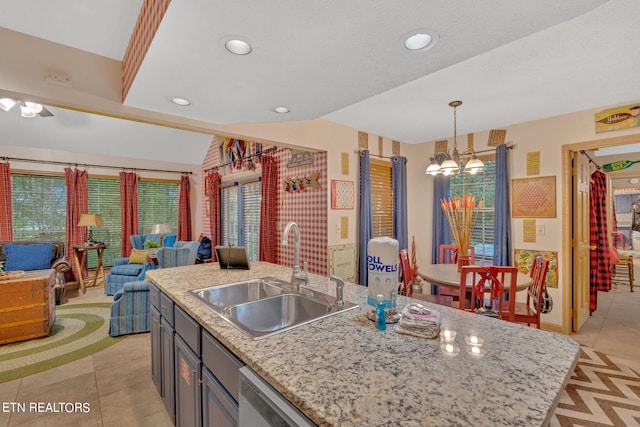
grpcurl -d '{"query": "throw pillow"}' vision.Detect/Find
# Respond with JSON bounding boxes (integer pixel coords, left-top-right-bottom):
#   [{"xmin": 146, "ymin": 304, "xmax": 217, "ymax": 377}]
[
  {"xmin": 4, "ymin": 243, "xmax": 53, "ymax": 271},
  {"xmin": 129, "ymin": 248, "xmax": 150, "ymax": 264}
]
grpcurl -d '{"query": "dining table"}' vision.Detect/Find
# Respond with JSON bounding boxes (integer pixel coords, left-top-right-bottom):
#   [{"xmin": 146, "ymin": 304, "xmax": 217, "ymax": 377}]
[{"xmin": 417, "ymin": 263, "xmax": 533, "ymax": 292}]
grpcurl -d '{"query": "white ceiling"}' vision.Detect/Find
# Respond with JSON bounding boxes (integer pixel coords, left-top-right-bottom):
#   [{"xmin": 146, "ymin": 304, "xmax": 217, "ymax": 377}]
[{"xmin": 1, "ymin": 0, "xmax": 639, "ymax": 164}]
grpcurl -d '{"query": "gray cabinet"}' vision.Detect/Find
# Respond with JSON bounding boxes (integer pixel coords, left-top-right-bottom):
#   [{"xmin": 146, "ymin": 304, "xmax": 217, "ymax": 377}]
[
  {"xmin": 151, "ymin": 287, "xmax": 244, "ymax": 427},
  {"xmin": 175, "ymin": 335, "xmax": 201, "ymax": 427},
  {"xmin": 202, "ymin": 367, "xmax": 239, "ymax": 427},
  {"xmin": 149, "ymin": 284, "xmax": 175, "ymax": 423}
]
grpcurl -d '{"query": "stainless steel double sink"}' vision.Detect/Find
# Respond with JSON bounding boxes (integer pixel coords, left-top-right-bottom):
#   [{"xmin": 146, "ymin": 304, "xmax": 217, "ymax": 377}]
[{"xmin": 190, "ymin": 277, "xmax": 358, "ymax": 339}]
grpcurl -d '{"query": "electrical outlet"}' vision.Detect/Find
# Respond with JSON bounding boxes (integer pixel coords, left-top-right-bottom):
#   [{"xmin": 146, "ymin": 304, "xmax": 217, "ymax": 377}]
[{"xmin": 536, "ymin": 225, "xmax": 545, "ymax": 235}]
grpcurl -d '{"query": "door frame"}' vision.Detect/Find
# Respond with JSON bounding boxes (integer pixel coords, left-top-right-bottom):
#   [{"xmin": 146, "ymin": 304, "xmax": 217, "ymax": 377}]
[{"xmin": 561, "ymin": 132, "xmax": 640, "ymax": 335}]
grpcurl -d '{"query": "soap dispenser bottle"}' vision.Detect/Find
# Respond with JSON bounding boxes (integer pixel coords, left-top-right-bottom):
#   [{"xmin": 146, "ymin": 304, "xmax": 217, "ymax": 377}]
[{"xmin": 375, "ymin": 294, "xmax": 386, "ymax": 331}]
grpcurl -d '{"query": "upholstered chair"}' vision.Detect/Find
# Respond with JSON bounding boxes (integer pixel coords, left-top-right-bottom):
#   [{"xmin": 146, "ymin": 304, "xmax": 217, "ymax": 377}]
[
  {"xmin": 104, "ymin": 233, "xmax": 177, "ymax": 295},
  {"xmin": 108, "ymin": 245, "xmax": 196, "ymax": 337}
]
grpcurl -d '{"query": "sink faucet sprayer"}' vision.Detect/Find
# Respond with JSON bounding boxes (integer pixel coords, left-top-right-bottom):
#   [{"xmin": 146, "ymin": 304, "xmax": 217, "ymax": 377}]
[{"xmin": 282, "ymin": 222, "xmax": 308, "ymax": 290}]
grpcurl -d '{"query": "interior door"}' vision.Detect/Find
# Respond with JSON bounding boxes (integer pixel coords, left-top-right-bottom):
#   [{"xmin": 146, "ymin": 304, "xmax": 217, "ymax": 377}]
[{"xmin": 572, "ymin": 151, "xmax": 591, "ymax": 331}]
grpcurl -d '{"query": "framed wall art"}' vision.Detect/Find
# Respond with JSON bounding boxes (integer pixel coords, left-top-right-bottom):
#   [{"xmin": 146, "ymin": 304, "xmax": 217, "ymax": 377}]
[
  {"xmin": 514, "ymin": 249, "xmax": 558, "ymax": 288},
  {"xmin": 331, "ymin": 180, "xmax": 354, "ymax": 210},
  {"xmin": 512, "ymin": 176, "xmax": 556, "ymax": 218}
]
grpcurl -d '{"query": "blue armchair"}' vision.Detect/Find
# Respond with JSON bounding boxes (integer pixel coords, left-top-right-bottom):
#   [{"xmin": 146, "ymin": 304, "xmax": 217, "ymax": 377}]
[
  {"xmin": 108, "ymin": 245, "xmax": 197, "ymax": 337},
  {"xmin": 104, "ymin": 233, "xmax": 177, "ymax": 295}
]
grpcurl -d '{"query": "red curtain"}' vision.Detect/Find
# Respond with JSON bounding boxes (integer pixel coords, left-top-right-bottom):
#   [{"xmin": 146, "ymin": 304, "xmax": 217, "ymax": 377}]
[
  {"xmin": 589, "ymin": 170, "xmax": 611, "ymax": 313},
  {"xmin": 65, "ymin": 168, "xmax": 88, "ymax": 280},
  {"xmin": 178, "ymin": 175, "xmax": 192, "ymax": 241},
  {"xmin": 120, "ymin": 171, "xmax": 139, "ymax": 256},
  {"xmin": 205, "ymin": 172, "xmax": 221, "ymax": 261},
  {"xmin": 0, "ymin": 162, "xmax": 13, "ymax": 241},
  {"xmin": 259, "ymin": 155, "xmax": 278, "ymax": 262}
]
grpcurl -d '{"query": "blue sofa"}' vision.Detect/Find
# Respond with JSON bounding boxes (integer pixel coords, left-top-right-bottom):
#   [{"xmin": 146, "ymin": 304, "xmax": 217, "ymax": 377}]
[
  {"xmin": 109, "ymin": 244, "xmax": 198, "ymax": 337},
  {"xmin": 0, "ymin": 241, "xmax": 71, "ymax": 304},
  {"xmin": 104, "ymin": 233, "xmax": 177, "ymax": 295}
]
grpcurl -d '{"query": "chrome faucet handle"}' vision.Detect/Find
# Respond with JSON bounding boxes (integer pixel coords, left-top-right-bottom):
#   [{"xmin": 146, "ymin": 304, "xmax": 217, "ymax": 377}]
[{"xmin": 330, "ymin": 275, "xmax": 345, "ymax": 308}]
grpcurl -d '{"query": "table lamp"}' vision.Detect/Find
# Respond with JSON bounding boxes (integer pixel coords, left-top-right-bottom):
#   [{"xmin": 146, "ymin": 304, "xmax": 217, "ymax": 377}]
[
  {"xmin": 78, "ymin": 214, "xmax": 103, "ymax": 243},
  {"xmin": 151, "ymin": 223, "xmax": 172, "ymax": 246}
]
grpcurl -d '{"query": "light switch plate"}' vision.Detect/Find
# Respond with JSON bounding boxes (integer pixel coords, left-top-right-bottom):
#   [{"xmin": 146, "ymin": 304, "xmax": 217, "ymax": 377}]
[{"xmin": 536, "ymin": 225, "xmax": 545, "ymax": 235}]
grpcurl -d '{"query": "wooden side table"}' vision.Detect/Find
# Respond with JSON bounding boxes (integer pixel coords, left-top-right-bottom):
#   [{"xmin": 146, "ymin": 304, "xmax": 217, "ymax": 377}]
[{"xmin": 72, "ymin": 243, "xmax": 108, "ymax": 293}]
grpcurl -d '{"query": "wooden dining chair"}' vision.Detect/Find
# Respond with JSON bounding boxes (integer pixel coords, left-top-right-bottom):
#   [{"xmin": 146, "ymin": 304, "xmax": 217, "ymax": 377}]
[
  {"xmin": 512, "ymin": 256, "xmax": 550, "ymax": 328},
  {"xmin": 438, "ymin": 244, "xmax": 476, "ymax": 301},
  {"xmin": 399, "ymin": 249, "xmax": 453, "ymax": 306},
  {"xmin": 439, "ymin": 244, "xmax": 476, "ymax": 265},
  {"xmin": 457, "ymin": 265, "xmax": 518, "ymax": 321}
]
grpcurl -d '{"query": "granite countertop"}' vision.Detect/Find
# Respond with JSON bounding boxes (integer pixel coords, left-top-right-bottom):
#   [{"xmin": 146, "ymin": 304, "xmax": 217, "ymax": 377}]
[{"xmin": 147, "ymin": 262, "xmax": 580, "ymax": 427}]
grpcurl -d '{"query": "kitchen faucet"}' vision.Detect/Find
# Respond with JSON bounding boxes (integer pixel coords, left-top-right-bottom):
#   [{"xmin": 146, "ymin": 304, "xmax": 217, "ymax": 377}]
[
  {"xmin": 329, "ymin": 276, "xmax": 345, "ymax": 308},
  {"xmin": 282, "ymin": 222, "xmax": 308, "ymax": 290}
]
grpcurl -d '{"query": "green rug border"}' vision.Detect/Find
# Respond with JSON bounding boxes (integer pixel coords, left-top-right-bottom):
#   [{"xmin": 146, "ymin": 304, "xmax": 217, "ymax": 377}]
[{"xmin": 0, "ymin": 302, "xmax": 127, "ymax": 383}]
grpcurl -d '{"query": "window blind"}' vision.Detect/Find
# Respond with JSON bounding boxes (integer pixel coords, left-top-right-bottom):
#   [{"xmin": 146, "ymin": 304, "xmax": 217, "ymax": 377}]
[
  {"xmin": 450, "ymin": 156, "xmax": 496, "ymax": 264},
  {"xmin": 370, "ymin": 160, "xmax": 394, "ymax": 238},
  {"xmin": 221, "ymin": 184, "xmax": 240, "ymax": 246},
  {"xmin": 88, "ymin": 177, "xmax": 121, "ymax": 267},
  {"xmin": 242, "ymin": 181, "xmax": 262, "ymax": 261},
  {"xmin": 11, "ymin": 173, "xmax": 66, "ymax": 242},
  {"xmin": 138, "ymin": 180, "xmax": 179, "ymax": 235}
]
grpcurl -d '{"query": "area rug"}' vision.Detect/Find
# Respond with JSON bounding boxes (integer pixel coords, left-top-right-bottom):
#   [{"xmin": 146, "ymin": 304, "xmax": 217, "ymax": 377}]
[
  {"xmin": 0, "ymin": 303, "xmax": 125, "ymax": 383},
  {"xmin": 551, "ymin": 346, "xmax": 640, "ymax": 426}
]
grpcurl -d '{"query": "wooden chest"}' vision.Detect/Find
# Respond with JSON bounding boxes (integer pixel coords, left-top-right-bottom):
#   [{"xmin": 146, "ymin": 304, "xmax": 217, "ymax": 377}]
[{"xmin": 0, "ymin": 269, "xmax": 55, "ymax": 344}]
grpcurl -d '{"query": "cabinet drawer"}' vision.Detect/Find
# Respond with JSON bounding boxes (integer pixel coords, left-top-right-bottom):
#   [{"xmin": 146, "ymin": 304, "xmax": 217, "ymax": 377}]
[
  {"xmin": 160, "ymin": 293, "xmax": 174, "ymax": 326},
  {"xmin": 202, "ymin": 330, "xmax": 244, "ymax": 402},
  {"xmin": 175, "ymin": 305, "xmax": 201, "ymax": 354},
  {"xmin": 149, "ymin": 283, "xmax": 160, "ymax": 310}
]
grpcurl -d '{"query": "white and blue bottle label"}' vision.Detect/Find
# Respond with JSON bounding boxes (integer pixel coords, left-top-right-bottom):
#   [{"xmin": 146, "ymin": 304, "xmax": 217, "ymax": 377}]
[{"xmin": 367, "ymin": 237, "xmax": 399, "ymax": 308}]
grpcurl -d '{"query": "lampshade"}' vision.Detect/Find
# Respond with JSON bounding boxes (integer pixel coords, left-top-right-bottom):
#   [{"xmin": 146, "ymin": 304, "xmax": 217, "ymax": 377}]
[
  {"xmin": 77, "ymin": 214, "xmax": 103, "ymax": 227},
  {"xmin": 151, "ymin": 223, "xmax": 172, "ymax": 234}
]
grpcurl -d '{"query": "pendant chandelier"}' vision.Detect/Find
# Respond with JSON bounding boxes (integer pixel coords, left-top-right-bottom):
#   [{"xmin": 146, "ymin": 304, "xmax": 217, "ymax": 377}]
[{"xmin": 425, "ymin": 100, "xmax": 485, "ymax": 176}]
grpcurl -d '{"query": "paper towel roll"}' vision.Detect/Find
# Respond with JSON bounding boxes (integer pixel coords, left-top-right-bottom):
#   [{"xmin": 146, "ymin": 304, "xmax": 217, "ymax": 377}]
[{"xmin": 367, "ymin": 237, "xmax": 399, "ymax": 308}]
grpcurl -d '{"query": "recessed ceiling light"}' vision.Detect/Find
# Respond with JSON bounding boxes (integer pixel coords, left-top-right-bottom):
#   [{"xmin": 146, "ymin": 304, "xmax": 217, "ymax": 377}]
[
  {"xmin": 170, "ymin": 97, "xmax": 191, "ymax": 106},
  {"xmin": 630, "ymin": 178, "xmax": 639, "ymax": 184},
  {"xmin": 225, "ymin": 39, "xmax": 252, "ymax": 55},
  {"xmin": 273, "ymin": 106, "xmax": 290, "ymax": 114},
  {"xmin": 402, "ymin": 29, "xmax": 439, "ymax": 51}
]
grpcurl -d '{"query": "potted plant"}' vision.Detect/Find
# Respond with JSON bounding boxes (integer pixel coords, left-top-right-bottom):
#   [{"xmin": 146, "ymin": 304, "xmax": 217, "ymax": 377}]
[{"xmin": 144, "ymin": 240, "xmax": 160, "ymax": 256}]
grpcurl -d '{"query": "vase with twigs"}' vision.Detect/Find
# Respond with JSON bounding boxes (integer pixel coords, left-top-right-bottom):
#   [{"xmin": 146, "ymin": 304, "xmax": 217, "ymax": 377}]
[{"xmin": 440, "ymin": 194, "xmax": 484, "ymax": 271}]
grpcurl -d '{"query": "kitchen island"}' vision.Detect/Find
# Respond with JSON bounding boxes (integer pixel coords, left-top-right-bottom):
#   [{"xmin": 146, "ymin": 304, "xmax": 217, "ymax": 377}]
[{"xmin": 147, "ymin": 262, "xmax": 580, "ymax": 426}]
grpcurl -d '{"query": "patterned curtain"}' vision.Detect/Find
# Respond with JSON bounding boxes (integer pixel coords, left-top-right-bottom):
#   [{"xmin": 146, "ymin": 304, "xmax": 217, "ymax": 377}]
[
  {"xmin": 493, "ymin": 143, "xmax": 512, "ymax": 266},
  {"xmin": 205, "ymin": 172, "xmax": 221, "ymax": 261},
  {"xmin": 0, "ymin": 162, "xmax": 13, "ymax": 241},
  {"xmin": 65, "ymin": 168, "xmax": 88, "ymax": 280},
  {"xmin": 120, "ymin": 171, "xmax": 139, "ymax": 257},
  {"xmin": 259, "ymin": 155, "xmax": 278, "ymax": 262},
  {"xmin": 358, "ymin": 150, "xmax": 372, "ymax": 286},
  {"xmin": 392, "ymin": 156, "xmax": 408, "ymax": 252},
  {"xmin": 431, "ymin": 174, "xmax": 451, "ymax": 294},
  {"xmin": 589, "ymin": 169, "xmax": 611, "ymax": 313},
  {"xmin": 178, "ymin": 175, "xmax": 192, "ymax": 241}
]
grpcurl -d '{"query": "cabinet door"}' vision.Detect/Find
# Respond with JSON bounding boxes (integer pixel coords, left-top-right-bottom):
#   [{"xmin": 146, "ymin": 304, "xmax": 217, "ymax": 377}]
[
  {"xmin": 151, "ymin": 306, "xmax": 161, "ymax": 394},
  {"xmin": 160, "ymin": 316, "xmax": 175, "ymax": 421},
  {"xmin": 175, "ymin": 335, "xmax": 201, "ymax": 427},
  {"xmin": 202, "ymin": 367, "xmax": 238, "ymax": 427}
]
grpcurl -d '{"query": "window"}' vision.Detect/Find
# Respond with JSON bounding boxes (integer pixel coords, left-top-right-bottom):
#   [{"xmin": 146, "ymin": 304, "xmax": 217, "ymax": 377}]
[
  {"xmin": 88, "ymin": 177, "xmax": 121, "ymax": 268},
  {"xmin": 10, "ymin": 172, "xmax": 180, "ymax": 268},
  {"xmin": 11, "ymin": 173, "xmax": 66, "ymax": 241},
  {"xmin": 138, "ymin": 179, "xmax": 179, "ymax": 234},
  {"xmin": 370, "ymin": 159, "xmax": 393, "ymax": 238},
  {"xmin": 449, "ymin": 156, "xmax": 496, "ymax": 264},
  {"xmin": 220, "ymin": 178, "xmax": 261, "ymax": 261}
]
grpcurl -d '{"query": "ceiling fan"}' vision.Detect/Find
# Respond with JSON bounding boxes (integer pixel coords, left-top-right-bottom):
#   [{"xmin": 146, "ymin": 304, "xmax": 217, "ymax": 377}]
[{"xmin": 0, "ymin": 98, "xmax": 54, "ymax": 118}]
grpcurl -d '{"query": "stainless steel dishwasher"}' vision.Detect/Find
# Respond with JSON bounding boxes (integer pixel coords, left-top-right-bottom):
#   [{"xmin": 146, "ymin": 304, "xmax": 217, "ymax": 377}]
[{"xmin": 239, "ymin": 366, "xmax": 316, "ymax": 426}]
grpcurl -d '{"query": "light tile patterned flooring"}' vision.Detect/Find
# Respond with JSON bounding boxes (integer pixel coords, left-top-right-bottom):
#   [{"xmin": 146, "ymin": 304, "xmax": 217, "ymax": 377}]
[{"xmin": 0, "ymin": 276, "xmax": 638, "ymax": 426}]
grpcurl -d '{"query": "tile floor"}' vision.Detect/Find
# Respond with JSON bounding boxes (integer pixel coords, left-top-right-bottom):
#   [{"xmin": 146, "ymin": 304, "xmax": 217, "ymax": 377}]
[{"xmin": 1, "ymin": 275, "xmax": 638, "ymax": 426}]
